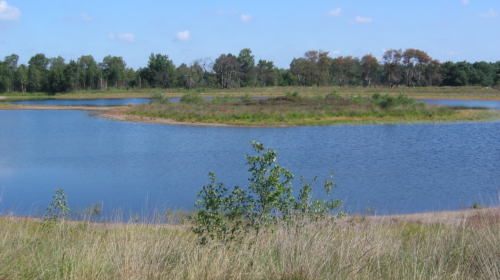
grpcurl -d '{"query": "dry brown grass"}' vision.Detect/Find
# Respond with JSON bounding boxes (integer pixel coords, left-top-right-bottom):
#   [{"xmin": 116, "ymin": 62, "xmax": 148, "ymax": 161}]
[{"xmin": 2, "ymin": 208, "xmax": 500, "ymax": 279}]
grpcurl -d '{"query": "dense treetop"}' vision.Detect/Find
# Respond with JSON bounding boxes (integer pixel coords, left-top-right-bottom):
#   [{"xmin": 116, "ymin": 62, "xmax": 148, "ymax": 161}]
[{"xmin": 0, "ymin": 49, "xmax": 499, "ymax": 94}]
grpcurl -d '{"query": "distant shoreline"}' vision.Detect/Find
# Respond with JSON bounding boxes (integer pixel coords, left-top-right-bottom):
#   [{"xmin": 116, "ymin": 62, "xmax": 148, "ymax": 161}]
[{"xmin": 2, "ymin": 207, "xmax": 498, "ymax": 229}]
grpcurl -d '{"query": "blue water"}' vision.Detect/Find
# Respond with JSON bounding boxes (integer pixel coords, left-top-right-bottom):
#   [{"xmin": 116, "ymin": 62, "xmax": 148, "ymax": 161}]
[
  {"xmin": 10, "ymin": 98, "xmax": 151, "ymax": 106},
  {"xmin": 9, "ymin": 97, "xmax": 268, "ymax": 106},
  {"xmin": 419, "ymin": 99, "xmax": 500, "ymax": 110},
  {"xmin": 10, "ymin": 98, "xmax": 500, "ymax": 110},
  {"xmin": 1, "ymin": 108, "xmax": 499, "ymax": 218}
]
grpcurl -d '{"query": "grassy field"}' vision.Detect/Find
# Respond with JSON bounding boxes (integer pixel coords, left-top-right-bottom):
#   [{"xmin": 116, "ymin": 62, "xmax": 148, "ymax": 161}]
[
  {"xmin": 2, "ymin": 208, "xmax": 500, "ymax": 279},
  {"xmin": 127, "ymin": 93, "xmax": 500, "ymax": 126},
  {"xmin": 1, "ymin": 86, "xmax": 500, "ymax": 101}
]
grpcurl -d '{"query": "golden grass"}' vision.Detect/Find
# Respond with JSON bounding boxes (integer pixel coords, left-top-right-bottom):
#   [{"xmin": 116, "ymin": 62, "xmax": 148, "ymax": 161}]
[{"xmin": 2, "ymin": 209, "xmax": 500, "ymax": 279}]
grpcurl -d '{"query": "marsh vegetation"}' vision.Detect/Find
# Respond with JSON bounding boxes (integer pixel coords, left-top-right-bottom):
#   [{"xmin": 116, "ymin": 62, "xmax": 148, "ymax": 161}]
[{"xmin": 127, "ymin": 92, "xmax": 500, "ymax": 126}]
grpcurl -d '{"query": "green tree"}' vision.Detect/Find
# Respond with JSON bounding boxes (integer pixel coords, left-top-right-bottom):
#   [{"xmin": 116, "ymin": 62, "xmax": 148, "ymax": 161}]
[
  {"xmin": 27, "ymin": 53, "xmax": 49, "ymax": 92},
  {"xmin": 237, "ymin": 48, "xmax": 256, "ymax": 87},
  {"xmin": 77, "ymin": 55, "xmax": 101, "ymax": 90},
  {"xmin": 213, "ymin": 53, "xmax": 240, "ymax": 89},
  {"xmin": 383, "ymin": 49, "xmax": 402, "ymax": 87},
  {"xmin": 145, "ymin": 53, "xmax": 176, "ymax": 88},
  {"xmin": 99, "ymin": 56, "xmax": 127, "ymax": 88},
  {"xmin": 64, "ymin": 60, "xmax": 79, "ymax": 91},
  {"xmin": 193, "ymin": 141, "xmax": 342, "ymax": 244},
  {"xmin": 255, "ymin": 59, "xmax": 276, "ymax": 86},
  {"xmin": 361, "ymin": 54, "xmax": 379, "ymax": 87},
  {"xmin": 0, "ymin": 54, "xmax": 19, "ymax": 92},
  {"xmin": 15, "ymin": 64, "xmax": 28, "ymax": 93},
  {"xmin": 289, "ymin": 58, "xmax": 308, "ymax": 86},
  {"xmin": 330, "ymin": 56, "xmax": 360, "ymax": 87},
  {"xmin": 47, "ymin": 56, "xmax": 67, "ymax": 93}
]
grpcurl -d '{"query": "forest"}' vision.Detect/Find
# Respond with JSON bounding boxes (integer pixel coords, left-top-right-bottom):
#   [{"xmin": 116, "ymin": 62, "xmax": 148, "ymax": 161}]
[{"xmin": 0, "ymin": 48, "xmax": 499, "ymax": 94}]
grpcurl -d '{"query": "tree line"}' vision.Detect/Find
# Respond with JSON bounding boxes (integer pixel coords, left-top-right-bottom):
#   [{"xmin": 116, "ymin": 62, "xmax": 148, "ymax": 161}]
[{"xmin": 0, "ymin": 48, "xmax": 499, "ymax": 94}]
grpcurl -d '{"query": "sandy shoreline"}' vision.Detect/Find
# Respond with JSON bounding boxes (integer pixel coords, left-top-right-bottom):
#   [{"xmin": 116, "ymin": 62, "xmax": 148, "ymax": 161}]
[{"xmin": 2, "ymin": 207, "xmax": 498, "ymax": 229}]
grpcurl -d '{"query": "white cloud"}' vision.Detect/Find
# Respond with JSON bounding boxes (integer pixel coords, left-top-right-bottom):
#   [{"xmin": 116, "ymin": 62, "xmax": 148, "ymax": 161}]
[
  {"xmin": 332, "ymin": 50, "xmax": 341, "ymax": 55},
  {"xmin": 461, "ymin": 0, "xmax": 469, "ymax": 4},
  {"xmin": 355, "ymin": 16, "xmax": 372, "ymax": 23},
  {"xmin": 326, "ymin": 8, "xmax": 342, "ymax": 17},
  {"xmin": 446, "ymin": 51, "xmax": 459, "ymax": 55},
  {"xmin": 175, "ymin": 30, "xmax": 190, "ymax": 41},
  {"xmin": 0, "ymin": 1, "xmax": 21, "ymax": 21},
  {"xmin": 240, "ymin": 14, "xmax": 252, "ymax": 22},
  {"xmin": 479, "ymin": 8, "xmax": 498, "ymax": 18},
  {"xmin": 80, "ymin": 12, "xmax": 94, "ymax": 22},
  {"xmin": 108, "ymin": 33, "xmax": 135, "ymax": 42}
]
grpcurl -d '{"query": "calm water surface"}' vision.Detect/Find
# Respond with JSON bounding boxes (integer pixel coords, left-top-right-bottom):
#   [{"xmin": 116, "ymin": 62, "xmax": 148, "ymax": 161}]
[
  {"xmin": 10, "ymin": 98, "xmax": 500, "ymax": 110},
  {"xmin": 1, "ymin": 102, "xmax": 499, "ymax": 218},
  {"xmin": 9, "ymin": 97, "xmax": 268, "ymax": 106},
  {"xmin": 10, "ymin": 98, "xmax": 151, "ymax": 106}
]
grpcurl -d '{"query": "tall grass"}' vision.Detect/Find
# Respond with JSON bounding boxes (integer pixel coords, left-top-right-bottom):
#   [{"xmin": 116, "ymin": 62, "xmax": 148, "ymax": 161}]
[{"xmin": 2, "ymin": 208, "xmax": 500, "ymax": 279}]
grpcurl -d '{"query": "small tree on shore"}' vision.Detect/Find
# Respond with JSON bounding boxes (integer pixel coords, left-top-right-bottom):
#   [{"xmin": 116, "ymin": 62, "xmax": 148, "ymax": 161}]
[{"xmin": 193, "ymin": 141, "xmax": 343, "ymax": 244}]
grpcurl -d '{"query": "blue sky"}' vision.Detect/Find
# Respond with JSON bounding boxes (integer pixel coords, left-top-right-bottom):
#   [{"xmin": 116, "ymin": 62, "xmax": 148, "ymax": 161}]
[{"xmin": 0, "ymin": 0, "xmax": 498, "ymax": 69}]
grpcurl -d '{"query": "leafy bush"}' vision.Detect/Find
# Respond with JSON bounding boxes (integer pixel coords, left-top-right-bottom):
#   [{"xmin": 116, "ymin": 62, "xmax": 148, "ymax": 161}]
[
  {"xmin": 150, "ymin": 92, "xmax": 171, "ymax": 104},
  {"xmin": 211, "ymin": 95, "xmax": 239, "ymax": 104},
  {"xmin": 286, "ymin": 91, "xmax": 301, "ymax": 98},
  {"xmin": 180, "ymin": 92, "xmax": 204, "ymax": 103},
  {"xmin": 326, "ymin": 89, "xmax": 343, "ymax": 100},
  {"xmin": 375, "ymin": 93, "xmax": 420, "ymax": 108},
  {"xmin": 43, "ymin": 189, "xmax": 70, "ymax": 224},
  {"xmin": 193, "ymin": 141, "xmax": 343, "ymax": 244},
  {"xmin": 240, "ymin": 93, "xmax": 253, "ymax": 101}
]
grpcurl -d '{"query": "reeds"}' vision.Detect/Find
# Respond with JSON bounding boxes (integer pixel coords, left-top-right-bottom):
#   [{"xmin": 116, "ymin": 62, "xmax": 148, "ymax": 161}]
[{"xmin": 2, "ymin": 208, "xmax": 500, "ymax": 279}]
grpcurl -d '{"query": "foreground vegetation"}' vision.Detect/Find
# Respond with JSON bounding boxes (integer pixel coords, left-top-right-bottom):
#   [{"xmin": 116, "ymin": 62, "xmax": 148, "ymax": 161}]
[
  {"xmin": 2, "ymin": 209, "xmax": 500, "ymax": 279},
  {"xmin": 128, "ymin": 92, "xmax": 500, "ymax": 126},
  {"xmin": 2, "ymin": 142, "xmax": 500, "ymax": 279}
]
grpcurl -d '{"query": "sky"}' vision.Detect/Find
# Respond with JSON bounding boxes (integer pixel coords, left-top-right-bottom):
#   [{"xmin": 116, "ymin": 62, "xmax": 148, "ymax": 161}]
[{"xmin": 0, "ymin": 0, "xmax": 499, "ymax": 69}]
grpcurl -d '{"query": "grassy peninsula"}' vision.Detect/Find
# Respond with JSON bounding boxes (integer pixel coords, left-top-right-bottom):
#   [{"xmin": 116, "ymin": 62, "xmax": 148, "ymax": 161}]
[{"xmin": 127, "ymin": 92, "xmax": 500, "ymax": 126}]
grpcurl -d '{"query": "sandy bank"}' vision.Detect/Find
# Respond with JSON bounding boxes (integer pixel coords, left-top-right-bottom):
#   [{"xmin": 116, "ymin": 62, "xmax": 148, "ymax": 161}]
[{"xmin": 2, "ymin": 207, "xmax": 498, "ymax": 229}]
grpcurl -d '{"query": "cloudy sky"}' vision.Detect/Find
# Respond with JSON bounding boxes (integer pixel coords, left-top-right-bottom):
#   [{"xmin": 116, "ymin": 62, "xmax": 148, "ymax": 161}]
[{"xmin": 0, "ymin": 0, "xmax": 498, "ymax": 69}]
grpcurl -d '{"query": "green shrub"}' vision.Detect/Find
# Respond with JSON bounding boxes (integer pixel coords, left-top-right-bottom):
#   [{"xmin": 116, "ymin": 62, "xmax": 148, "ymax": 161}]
[
  {"xmin": 211, "ymin": 95, "xmax": 239, "ymax": 104},
  {"xmin": 240, "ymin": 93, "xmax": 253, "ymax": 101},
  {"xmin": 150, "ymin": 92, "xmax": 171, "ymax": 104},
  {"xmin": 180, "ymin": 92, "xmax": 204, "ymax": 103},
  {"xmin": 43, "ymin": 189, "xmax": 70, "ymax": 225},
  {"xmin": 286, "ymin": 91, "xmax": 301, "ymax": 98},
  {"xmin": 193, "ymin": 141, "xmax": 343, "ymax": 244},
  {"xmin": 376, "ymin": 94, "xmax": 419, "ymax": 108}
]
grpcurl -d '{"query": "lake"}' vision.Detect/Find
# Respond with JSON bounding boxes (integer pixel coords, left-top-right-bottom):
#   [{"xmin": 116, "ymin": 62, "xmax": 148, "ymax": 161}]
[{"xmin": 1, "ymin": 99, "xmax": 499, "ymax": 219}]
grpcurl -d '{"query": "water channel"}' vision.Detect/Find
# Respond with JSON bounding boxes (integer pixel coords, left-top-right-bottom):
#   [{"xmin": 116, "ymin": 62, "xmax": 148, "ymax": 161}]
[{"xmin": 1, "ymin": 99, "xmax": 499, "ymax": 219}]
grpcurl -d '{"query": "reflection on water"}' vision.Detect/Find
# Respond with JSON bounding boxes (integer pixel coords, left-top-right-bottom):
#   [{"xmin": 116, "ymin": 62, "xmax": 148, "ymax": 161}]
[{"xmin": 0, "ymin": 109, "xmax": 499, "ymax": 218}]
